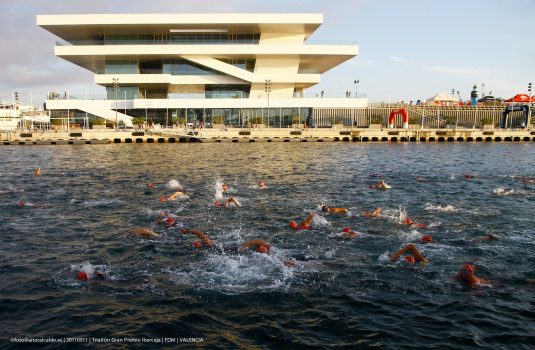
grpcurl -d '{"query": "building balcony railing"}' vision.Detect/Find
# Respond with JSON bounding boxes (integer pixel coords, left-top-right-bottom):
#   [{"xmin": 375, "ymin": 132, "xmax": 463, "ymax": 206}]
[
  {"xmin": 48, "ymin": 92, "xmax": 367, "ymax": 101},
  {"xmin": 55, "ymin": 39, "xmax": 358, "ymax": 46}
]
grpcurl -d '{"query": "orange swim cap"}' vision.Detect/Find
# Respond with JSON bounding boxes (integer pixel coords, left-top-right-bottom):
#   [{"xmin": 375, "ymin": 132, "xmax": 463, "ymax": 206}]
[
  {"xmin": 404, "ymin": 256, "xmax": 416, "ymax": 264},
  {"xmin": 192, "ymin": 241, "xmax": 203, "ymax": 248},
  {"xmin": 77, "ymin": 271, "xmax": 88, "ymax": 281},
  {"xmin": 462, "ymin": 264, "xmax": 474, "ymax": 274},
  {"xmin": 289, "ymin": 221, "xmax": 298, "ymax": 229},
  {"xmin": 404, "ymin": 218, "xmax": 413, "ymax": 225},
  {"xmin": 159, "ymin": 196, "xmax": 166, "ymax": 203},
  {"xmin": 256, "ymin": 245, "xmax": 268, "ymax": 253},
  {"xmin": 422, "ymin": 235, "xmax": 433, "ymax": 243},
  {"xmin": 165, "ymin": 218, "xmax": 175, "ymax": 226},
  {"xmin": 342, "ymin": 227, "xmax": 352, "ymax": 233}
]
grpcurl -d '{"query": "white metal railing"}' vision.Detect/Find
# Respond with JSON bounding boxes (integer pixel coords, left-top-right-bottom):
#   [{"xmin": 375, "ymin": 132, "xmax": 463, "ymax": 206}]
[{"xmin": 55, "ymin": 39, "xmax": 358, "ymax": 46}]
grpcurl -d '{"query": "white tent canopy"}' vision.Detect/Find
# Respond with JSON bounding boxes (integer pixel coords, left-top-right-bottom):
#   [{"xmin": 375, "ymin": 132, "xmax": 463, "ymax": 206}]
[{"xmin": 426, "ymin": 92, "xmax": 459, "ymax": 105}]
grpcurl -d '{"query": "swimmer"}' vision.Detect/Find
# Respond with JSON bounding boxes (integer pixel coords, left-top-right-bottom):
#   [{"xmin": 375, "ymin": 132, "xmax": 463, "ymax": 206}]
[
  {"xmin": 334, "ymin": 227, "xmax": 360, "ymax": 239},
  {"xmin": 289, "ymin": 211, "xmax": 316, "ymax": 230},
  {"xmin": 17, "ymin": 200, "xmax": 34, "ymax": 207},
  {"xmin": 240, "ymin": 239, "xmax": 271, "ymax": 253},
  {"xmin": 471, "ymin": 233, "xmax": 501, "ymax": 242},
  {"xmin": 321, "ymin": 203, "xmax": 349, "ymax": 214},
  {"xmin": 455, "ymin": 264, "xmax": 490, "ymax": 287},
  {"xmin": 370, "ymin": 179, "xmax": 391, "ymax": 190},
  {"xmin": 258, "ymin": 180, "xmax": 267, "ymax": 189},
  {"xmin": 390, "ymin": 244, "xmax": 429, "ymax": 266},
  {"xmin": 34, "ymin": 168, "xmax": 42, "ymax": 176},
  {"xmin": 402, "ymin": 217, "xmax": 426, "ymax": 229},
  {"xmin": 167, "ymin": 191, "xmax": 188, "ymax": 201},
  {"xmin": 464, "ymin": 173, "xmax": 476, "ymax": 179},
  {"xmin": 377, "ymin": 179, "xmax": 391, "ymax": 190},
  {"xmin": 181, "ymin": 228, "xmax": 215, "ymax": 247},
  {"xmin": 521, "ymin": 178, "xmax": 535, "ymax": 184},
  {"xmin": 156, "ymin": 216, "xmax": 178, "ymax": 227},
  {"xmin": 126, "ymin": 227, "xmax": 160, "ymax": 238},
  {"xmin": 224, "ymin": 197, "xmax": 241, "ymax": 207},
  {"xmin": 16, "ymin": 200, "xmax": 47, "ymax": 208},
  {"xmin": 144, "ymin": 182, "xmax": 156, "ymax": 195},
  {"xmin": 362, "ymin": 207, "xmax": 382, "ymax": 218},
  {"xmin": 76, "ymin": 270, "xmax": 106, "ymax": 281},
  {"xmin": 416, "ymin": 176, "xmax": 428, "ymax": 182}
]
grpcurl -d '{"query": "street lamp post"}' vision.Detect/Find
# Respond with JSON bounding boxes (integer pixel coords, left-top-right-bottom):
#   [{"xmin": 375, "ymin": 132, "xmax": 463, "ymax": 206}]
[
  {"xmin": 14, "ymin": 91, "xmax": 19, "ymax": 129},
  {"xmin": 265, "ymin": 79, "xmax": 272, "ymax": 127},
  {"xmin": 528, "ymin": 82, "xmax": 532, "ymax": 129},
  {"xmin": 113, "ymin": 77, "xmax": 119, "ymax": 130},
  {"xmin": 354, "ymin": 79, "xmax": 359, "ymax": 98}
]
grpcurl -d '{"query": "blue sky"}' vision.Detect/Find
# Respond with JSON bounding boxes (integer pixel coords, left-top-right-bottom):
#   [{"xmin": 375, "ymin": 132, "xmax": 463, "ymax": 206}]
[{"xmin": 1, "ymin": 0, "xmax": 534, "ymax": 105}]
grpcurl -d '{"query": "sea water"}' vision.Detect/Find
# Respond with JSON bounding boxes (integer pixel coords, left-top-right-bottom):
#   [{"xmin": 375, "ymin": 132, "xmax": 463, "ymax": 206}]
[{"xmin": 0, "ymin": 143, "xmax": 534, "ymax": 349}]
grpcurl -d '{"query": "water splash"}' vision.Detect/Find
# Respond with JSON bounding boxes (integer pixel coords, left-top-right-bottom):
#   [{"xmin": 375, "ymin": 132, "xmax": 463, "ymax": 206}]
[
  {"xmin": 81, "ymin": 198, "xmax": 123, "ymax": 207},
  {"xmin": 169, "ymin": 252, "xmax": 294, "ymax": 294},
  {"xmin": 166, "ymin": 179, "xmax": 183, "ymax": 190},
  {"xmin": 313, "ymin": 213, "xmax": 330, "ymax": 227},
  {"xmin": 382, "ymin": 206, "xmax": 408, "ymax": 224},
  {"xmin": 424, "ymin": 203, "xmax": 459, "ymax": 212},
  {"xmin": 214, "ymin": 179, "xmax": 225, "ymax": 199}
]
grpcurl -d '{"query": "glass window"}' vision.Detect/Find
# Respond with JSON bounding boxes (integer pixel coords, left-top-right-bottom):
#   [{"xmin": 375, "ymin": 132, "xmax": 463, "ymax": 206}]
[{"xmin": 106, "ymin": 86, "xmax": 139, "ymax": 100}]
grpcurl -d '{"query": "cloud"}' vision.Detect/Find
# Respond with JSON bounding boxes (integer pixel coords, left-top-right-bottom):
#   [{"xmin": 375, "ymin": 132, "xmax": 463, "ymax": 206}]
[
  {"xmin": 388, "ymin": 56, "xmax": 413, "ymax": 64},
  {"xmin": 421, "ymin": 65, "xmax": 502, "ymax": 77}
]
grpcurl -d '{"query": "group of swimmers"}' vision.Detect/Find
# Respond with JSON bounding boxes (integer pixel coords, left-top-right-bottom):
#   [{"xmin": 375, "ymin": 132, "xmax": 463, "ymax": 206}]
[
  {"xmin": 135, "ymin": 175, "xmax": 498, "ymax": 288},
  {"xmin": 22, "ymin": 167, "xmax": 501, "ymax": 287}
]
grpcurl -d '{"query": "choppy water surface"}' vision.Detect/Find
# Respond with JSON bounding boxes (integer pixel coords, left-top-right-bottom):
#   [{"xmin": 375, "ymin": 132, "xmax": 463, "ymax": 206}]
[{"xmin": 1, "ymin": 143, "xmax": 534, "ymax": 349}]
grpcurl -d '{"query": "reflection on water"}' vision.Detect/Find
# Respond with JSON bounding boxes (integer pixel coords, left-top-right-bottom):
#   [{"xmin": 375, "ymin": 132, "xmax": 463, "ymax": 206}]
[{"xmin": 1, "ymin": 143, "xmax": 535, "ymax": 348}]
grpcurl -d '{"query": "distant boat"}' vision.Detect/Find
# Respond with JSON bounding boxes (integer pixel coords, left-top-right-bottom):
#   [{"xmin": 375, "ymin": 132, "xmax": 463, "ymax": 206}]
[{"xmin": 0, "ymin": 101, "xmax": 50, "ymax": 131}]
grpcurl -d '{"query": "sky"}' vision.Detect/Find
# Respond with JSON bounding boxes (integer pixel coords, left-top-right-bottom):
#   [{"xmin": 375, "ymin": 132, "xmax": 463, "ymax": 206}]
[{"xmin": 1, "ymin": 0, "xmax": 534, "ymax": 106}]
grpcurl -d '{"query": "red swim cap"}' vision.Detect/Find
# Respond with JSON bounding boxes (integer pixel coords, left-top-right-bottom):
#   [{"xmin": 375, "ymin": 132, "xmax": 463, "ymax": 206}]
[
  {"xmin": 342, "ymin": 227, "xmax": 352, "ymax": 233},
  {"xmin": 165, "ymin": 218, "xmax": 175, "ymax": 226},
  {"xmin": 214, "ymin": 201, "xmax": 222, "ymax": 207},
  {"xmin": 192, "ymin": 241, "xmax": 203, "ymax": 248},
  {"xmin": 256, "ymin": 245, "xmax": 269, "ymax": 253},
  {"xmin": 77, "ymin": 271, "xmax": 88, "ymax": 281},
  {"xmin": 422, "ymin": 235, "xmax": 433, "ymax": 243},
  {"xmin": 289, "ymin": 221, "xmax": 298, "ymax": 229},
  {"xmin": 404, "ymin": 218, "xmax": 413, "ymax": 225},
  {"xmin": 404, "ymin": 256, "xmax": 416, "ymax": 264}
]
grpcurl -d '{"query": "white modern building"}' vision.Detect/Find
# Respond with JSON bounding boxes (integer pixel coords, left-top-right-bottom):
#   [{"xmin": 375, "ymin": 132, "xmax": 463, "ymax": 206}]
[{"xmin": 37, "ymin": 13, "xmax": 364, "ymax": 128}]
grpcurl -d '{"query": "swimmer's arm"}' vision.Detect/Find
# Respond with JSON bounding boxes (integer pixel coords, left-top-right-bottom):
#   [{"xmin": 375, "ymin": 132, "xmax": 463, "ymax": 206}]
[
  {"xmin": 192, "ymin": 231, "xmax": 214, "ymax": 246},
  {"xmin": 181, "ymin": 228, "xmax": 203, "ymax": 236},
  {"xmin": 225, "ymin": 197, "xmax": 241, "ymax": 207},
  {"xmin": 408, "ymin": 245, "xmax": 428, "ymax": 264},
  {"xmin": 390, "ymin": 244, "xmax": 413, "ymax": 261},
  {"xmin": 302, "ymin": 212, "xmax": 315, "ymax": 226}
]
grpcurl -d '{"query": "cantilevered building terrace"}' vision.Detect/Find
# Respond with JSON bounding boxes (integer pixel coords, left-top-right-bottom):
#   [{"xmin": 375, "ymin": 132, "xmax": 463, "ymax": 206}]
[{"xmin": 37, "ymin": 13, "xmax": 364, "ymax": 128}]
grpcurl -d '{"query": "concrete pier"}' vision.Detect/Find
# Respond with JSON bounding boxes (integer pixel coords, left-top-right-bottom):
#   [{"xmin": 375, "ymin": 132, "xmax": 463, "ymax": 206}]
[{"xmin": 1, "ymin": 127, "xmax": 534, "ymax": 145}]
